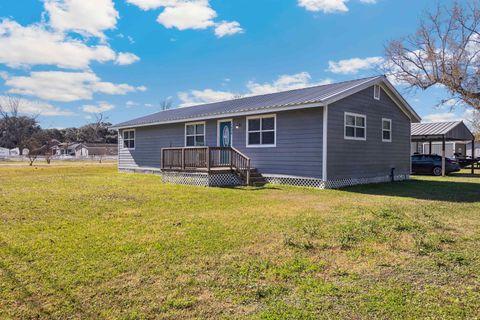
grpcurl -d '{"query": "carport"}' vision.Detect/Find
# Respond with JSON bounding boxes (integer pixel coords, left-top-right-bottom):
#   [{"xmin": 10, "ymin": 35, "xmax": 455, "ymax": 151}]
[{"xmin": 411, "ymin": 121, "xmax": 475, "ymax": 176}]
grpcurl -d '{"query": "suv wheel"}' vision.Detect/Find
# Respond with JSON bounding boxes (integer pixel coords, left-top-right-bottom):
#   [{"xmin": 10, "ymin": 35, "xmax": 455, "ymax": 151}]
[{"xmin": 433, "ymin": 166, "xmax": 442, "ymax": 176}]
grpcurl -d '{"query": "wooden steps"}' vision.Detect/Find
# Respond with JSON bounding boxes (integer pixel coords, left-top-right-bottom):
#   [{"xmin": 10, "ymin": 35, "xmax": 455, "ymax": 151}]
[{"xmin": 247, "ymin": 168, "xmax": 267, "ymax": 187}]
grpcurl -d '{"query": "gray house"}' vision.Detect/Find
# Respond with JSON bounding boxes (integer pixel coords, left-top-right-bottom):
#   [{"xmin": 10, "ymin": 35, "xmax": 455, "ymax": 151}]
[{"xmin": 112, "ymin": 76, "xmax": 421, "ymax": 188}]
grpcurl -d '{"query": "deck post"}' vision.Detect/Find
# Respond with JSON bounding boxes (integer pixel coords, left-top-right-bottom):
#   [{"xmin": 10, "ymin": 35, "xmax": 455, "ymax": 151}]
[
  {"xmin": 229, "ymin": 148, "xmax": 233, "ymax": 171},
  {"xmin": 182, "ymin": 148, "xmax": 185, "ymax": 170},
  {"xmin": 429, "ymin": 140, "xmax": 432, "ymax": 155},
  {"xmin": 161, "ymin": 149, "xmax": 164, "ymax": 170},
  {"xmin": 472, "ymin": 140, "xmax": 475, "ymax": 175},
  {"xmin": 442, "ymin": 136, "xmax": 446, "ymax": 177},
  {"xmin": 206, "ymin": 147, "xmax": 210, "ymax": 173},
  {"xmin": 246, "ymin": 159, "xmax": 251, "ymax": 186}
]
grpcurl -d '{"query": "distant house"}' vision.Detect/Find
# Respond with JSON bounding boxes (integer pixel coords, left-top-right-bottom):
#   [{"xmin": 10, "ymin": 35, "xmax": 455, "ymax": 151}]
[
  {"xmin": 52, "ymin": 143, "xmax": 118, "ymax": 158},
  {"xmin": 467, "ymin": 140, "xmax": 480, "ymax": 158},
  {"xmin": 53, "ymin": 143, "xmax": 89, "ymax": 157},
  {"xmin": 111, "ymin": 76, "xmax": 421, "ymax": 188},
  {"xmin": 9, "ymin": 148, "xmax": 29, "ymax": 156}
]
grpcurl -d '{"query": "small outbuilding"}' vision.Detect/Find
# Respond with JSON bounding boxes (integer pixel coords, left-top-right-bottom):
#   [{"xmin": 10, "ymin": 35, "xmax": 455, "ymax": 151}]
[{"xmin": 411, "ymin": 121, "xmax": 476, "ymax": 175}]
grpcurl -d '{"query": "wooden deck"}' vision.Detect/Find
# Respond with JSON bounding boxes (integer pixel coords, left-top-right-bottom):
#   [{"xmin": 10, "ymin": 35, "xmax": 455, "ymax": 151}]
[{"xmin": 161, "ymin": 147, "xmax": 252, "ymax": 185}]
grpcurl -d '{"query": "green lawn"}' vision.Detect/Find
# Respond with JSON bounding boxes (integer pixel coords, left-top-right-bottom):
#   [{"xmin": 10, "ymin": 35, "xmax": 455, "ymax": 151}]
[{"xmin": 1, "ymin": 165, "xmax": 479, "ymax": 319}]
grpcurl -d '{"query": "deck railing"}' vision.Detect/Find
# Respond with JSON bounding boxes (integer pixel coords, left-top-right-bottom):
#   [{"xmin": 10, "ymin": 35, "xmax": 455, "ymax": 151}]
[{"xmin": 161, "ymin": 146, "xmax": 251, "ymax": 185}]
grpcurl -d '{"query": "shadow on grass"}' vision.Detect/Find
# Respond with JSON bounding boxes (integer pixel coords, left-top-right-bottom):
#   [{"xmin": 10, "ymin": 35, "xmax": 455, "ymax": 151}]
[{"xmin": 341, "ymin": 179, "xmax": 480, "ymax": 203}]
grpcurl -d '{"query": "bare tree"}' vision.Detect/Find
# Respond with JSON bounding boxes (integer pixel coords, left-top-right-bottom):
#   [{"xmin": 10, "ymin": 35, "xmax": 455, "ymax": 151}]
[
  {"xmin": 160, "ymin": 98, "xmax": 172, "ymax": 111},
  {"xmin": 469, "ymin": 109, "xmax": 480, "ymax": 140},
  {"xmin": 384, "ymin": 1, "xmax": 480, "ymax": 110},
  {"xmin": 0, "ymin": 96, "xmax": 40, "ymax": 154}
]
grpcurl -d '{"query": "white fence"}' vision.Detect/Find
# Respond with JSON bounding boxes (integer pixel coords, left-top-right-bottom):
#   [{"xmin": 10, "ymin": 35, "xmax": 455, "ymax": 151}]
[{"xmin": 0, "ymin": 155, "xmax": 118, "ymax": 162}]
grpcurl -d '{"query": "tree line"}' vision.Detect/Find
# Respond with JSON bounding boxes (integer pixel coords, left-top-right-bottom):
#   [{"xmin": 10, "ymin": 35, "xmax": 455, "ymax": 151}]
[{"xmin": 0, "ymin": 97, "xmax": 117, "ymax": 156}]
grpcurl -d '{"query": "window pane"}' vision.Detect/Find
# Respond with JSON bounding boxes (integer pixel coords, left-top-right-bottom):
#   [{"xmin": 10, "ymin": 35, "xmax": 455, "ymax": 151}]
[
  {"xmin": 195, "ymin": 124, "xmax": 204, "ymax": 135},
  {"xmin": 130, "ymin": 141, "xmax": 135, "ymax": 149},
  {"xmin": 248, "ymin": 119, "xmax": 260, "ymax": 131},
  {"xmin": 248, "ymin": 132, "xmax": 261, "ymax": 145},
  {"xmin": 383, "ymin": 121, "xmax": 390, "ymax": 130},
  {"xmin": 346, "ymin": 115, "xmax": 355, "ymax": 126},
  {"xmin": 383, "ymin": 131, "xmax": 391, "ymax": 140},
  {"xmin": 186, "ymin": 136, "xmax": 195, "ymax": 146},
  {"xmin": 356, "ymin": 116, "xmax": 365, "ymax": 127},
  {"xmin": 262, "ymin": 117, "xmax": 275, "ymax": 130},
  {"xmin": 355, "ymin": 127, "xmax": 365, "ymax": 138},
  {"xmin": 195, "ymin": 135, "xmax": 205, "ymax": 146},
  {"xmin": 124, "ymin": 141, "xmax": 129, "ymax": 148},
  {"xmin": 262, "ymin": 131, "xmax": 275, "ymax": 145},
  {"xmin": 186, "ymin": 125, "xmax": 195, "ymax": 135},
  {"xmin": 345, "ymin": 126, "xmax": 355, "ymax": 137},
  {"xmin": 130, "ymin": 131, "xmax": 135, "ymax": 139},
  {"xmin": 123, "ymin": 131, "xmax": 129, "ymax": 140}
]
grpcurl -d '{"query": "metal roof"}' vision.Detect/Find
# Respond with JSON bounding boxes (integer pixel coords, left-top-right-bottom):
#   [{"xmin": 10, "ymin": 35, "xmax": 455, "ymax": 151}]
[
  {"xmin": 411, "ymin": 121, "xmax": 462, "ymax": 136},
  {"xmin": 411, "ymin": 121, "xmax": 474, "ymax": 141},
  {"xmin": 112, "ymin": 76, "xmax": 420, "ymax": 129}
]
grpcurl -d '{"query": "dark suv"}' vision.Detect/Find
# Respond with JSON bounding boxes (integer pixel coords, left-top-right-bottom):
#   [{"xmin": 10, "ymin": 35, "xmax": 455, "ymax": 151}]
[{"xmin": 411, "ymin": 154, "xmax": 461, "ymax": 176}]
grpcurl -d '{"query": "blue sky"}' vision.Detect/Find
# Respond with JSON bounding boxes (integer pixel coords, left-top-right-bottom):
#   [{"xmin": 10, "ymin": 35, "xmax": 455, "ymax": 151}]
[{"xmin": 0, "ymin": 0, "xmax": 469, "ymax": 128}]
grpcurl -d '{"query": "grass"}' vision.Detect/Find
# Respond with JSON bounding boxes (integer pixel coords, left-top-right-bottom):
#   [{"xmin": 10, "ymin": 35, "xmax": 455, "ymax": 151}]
[{"xmin": 1, "ymin": 165, "xmax": 479, "ymax": 319}]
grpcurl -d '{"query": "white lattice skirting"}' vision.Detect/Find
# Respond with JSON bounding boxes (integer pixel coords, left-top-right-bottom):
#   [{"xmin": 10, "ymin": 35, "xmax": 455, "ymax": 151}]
[
  {"xmin": 119, "ymin": 168, "xmax": 242, "ymax": 187},
  {"xmin": 264, "ymin": 174, "xmax": 410, "ymax": 189},
  {"xmin": 119, "ymin": 168, "xmax": 409, "ymax": 189}
]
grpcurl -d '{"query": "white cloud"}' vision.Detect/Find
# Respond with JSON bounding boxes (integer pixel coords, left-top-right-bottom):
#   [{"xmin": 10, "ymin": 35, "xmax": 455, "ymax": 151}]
[
  {"xmin": 44, "ymin": 0, "xmax": 119, "ymax": 39},
  {"xmin": 214, "ymin": 21, "xmax": 243, "ymax": 38},
  {"xmin": 0, "ymin": 19, "xmax": 117, "ymax": 69},
  {"xmin": 247, "ymin": 72, "xmax": 332, "ymax": 95},
  {"xmin": 0, "ymin": 95, "xmax": 74, "ymax": 116},
  {"xmin": 327, "ymin": 57, "xmax": 384, "ymax": 74},
  {"xmin": 178, "ymin": 72, "xmax": 332, "ymax": 107},
  {"xmin": 126, "ymin": 0, "xmax": 180, "ymax": 10},
  {"xmin": 178, "ymin": 89, "xmax": 236, "ymax": 107},
  {"xmin": 115, "ymin": 52, "xmax": 140, "ymax": 65},
  {"xmin": 359, "ymin": 0, "xmax": 376, "ymax": 3},
  {"xmin": 298, "ymin": 0, "xmax": 348, "ymax": 13},
  {"xmin": 157, "ymin": 2, "xmax": 217, "ymax": 30},
  {"xmin": 81, "ymin": 101, "xmax": 114, "ymax": 113},
  {"xmin": 5, "ymin": 71, "xmax": 146, "ymax": 102},
  {"xmin": 126, "ymin": 100, "xmax": 139, "ymax": 107},
  {"xmin": 0, "ymin": 71, "xmax": 8, "ymax": 80},
  {"xmin": 422, "ymin": 109, "xmax": 473, "ymax": 123},
  {"xmin": 127, "ymin": 0, "xmax": 243, "ymax": 37}
]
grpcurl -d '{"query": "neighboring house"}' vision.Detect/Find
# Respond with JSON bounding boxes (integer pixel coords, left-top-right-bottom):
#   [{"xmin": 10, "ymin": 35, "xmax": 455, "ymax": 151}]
[
  {"xmin": 9, "ymin": 148, "xmax": 29, "ymax": 156},
  {"xmin": 411, "ymin": 141, "xmax": 467, "ymax": 158},
  {"xmin": 53, "ymin": 143, "xmax": 89, "ymax": 157},
  {"xmin": 111, "ymin": 76, "xmax": 421, "ymax": 188},
  {"xmin": 466, "ymin": 141, "xmax": 480, "ymax": 158},
  {"xmin": 52, "ymin": 143, "xmax": 118, "ymax": 158}
]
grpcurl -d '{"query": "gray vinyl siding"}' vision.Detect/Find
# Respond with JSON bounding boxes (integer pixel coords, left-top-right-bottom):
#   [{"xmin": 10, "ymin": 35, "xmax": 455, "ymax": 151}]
[
  {"xmin": 327, "ymin": 86, "xmax": 411, "ymax": 180},
  {"xmin": 119, "ymin": 108, "xmax": 324, "ymax": 178},
  {"xmin": 231, "ymin": 108, "xmax": 323, "ymax": 178}
]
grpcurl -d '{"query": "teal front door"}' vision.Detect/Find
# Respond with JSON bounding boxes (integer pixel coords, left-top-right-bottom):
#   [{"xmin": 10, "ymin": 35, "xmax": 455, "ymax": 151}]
[{"xmin": 219, "ymin": 121, "xmax": 232, "ymax": 164}]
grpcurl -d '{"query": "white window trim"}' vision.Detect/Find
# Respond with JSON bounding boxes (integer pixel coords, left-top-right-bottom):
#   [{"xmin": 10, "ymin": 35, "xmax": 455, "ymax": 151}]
[
  {"xmin": 374, "ymin": 85, "xmax": 381, "ymax": 100},
  {"xmin": 382, "ymin": 118, "xmax": 392, "ymax": 142},
  {"xmin": 344, "ymin": 112, "xmax": 367, "ymax": 141},
  {"xmin": 217, "ymin": 119, "xmax": 233, "ymax": 147},
  {"xmin": 246, "ymin": 114, "xmax": 277, "ymax": 148},
  {"xmin": 185, "ymin": 121, "xmax": 206, "ymax": 147},
  {"xmin": 122, "ymin": 129, "xmax": 136, "ymax": 150}
]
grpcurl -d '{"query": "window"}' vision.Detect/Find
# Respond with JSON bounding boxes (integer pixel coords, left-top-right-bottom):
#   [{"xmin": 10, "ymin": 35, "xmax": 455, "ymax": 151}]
[
  {"xmin": 123, "ymin": 129, "xmax": 135, "ymax": 149},
  {"xmin": 185, "ymin": 122, "xmax": 205, "ymax": 147},
  {"xmin": 344, "ymin": 112, "xmax": 366, "ymax": 140},
  {"xmin": 382, "ymin": 118, "xmax": 392, "ymax": 142},
  {"xmin": 374, "ymin": 85, "xmax": 381, "ymax": 100},
  {"xmin": 247, "ymin": 114, "xmax": 276, "ymax": 147}
]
